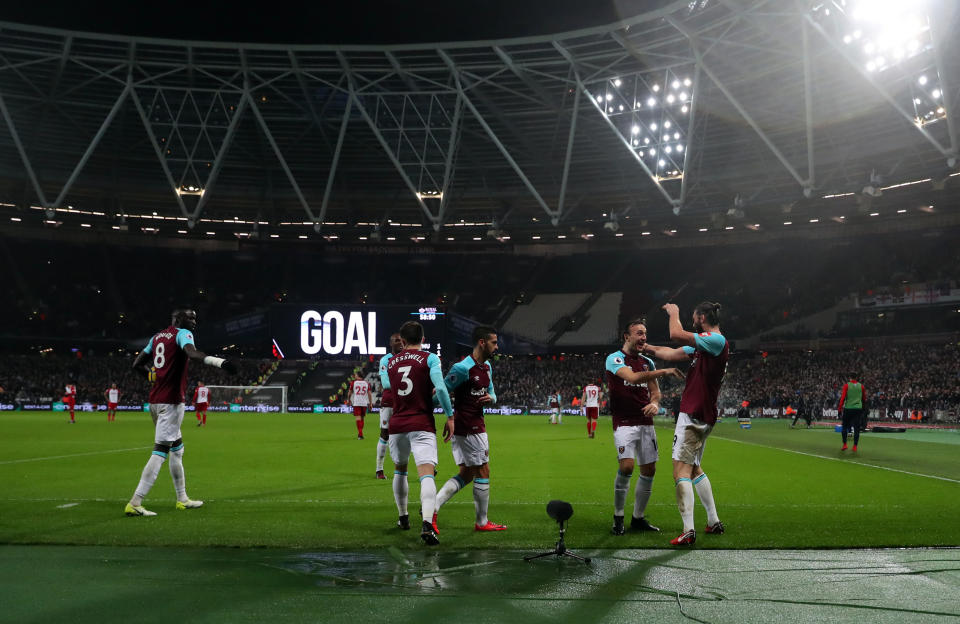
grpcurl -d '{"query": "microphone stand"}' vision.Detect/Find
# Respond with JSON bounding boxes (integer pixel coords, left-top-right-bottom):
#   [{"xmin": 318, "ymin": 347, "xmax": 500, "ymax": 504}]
[{"xmin": 523, "ymin": 519, "xmax": 591, "ymax": 564}]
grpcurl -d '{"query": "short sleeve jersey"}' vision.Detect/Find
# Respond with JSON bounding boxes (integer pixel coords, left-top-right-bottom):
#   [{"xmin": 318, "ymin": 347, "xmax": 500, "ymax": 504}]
[
  {"xmin": 379, "ymin": 353, "xmax": 394, "ymax": 408},
  {"xmin": 679, "ymin": 332, "xmax": 729, "ymax": 426},
  {"xmin": 142, "ymin": 325, "xmax": 195, "ymax": 404},
  {"xmin": 445, "ymin": 356, "xmax": 494, "ymax": 436},
  {"xmin": 605, "ymin": 350, "xmax": 657, "ymax": 428},
  {"xmin": 387, "ymin": 349, "xmax": 439, "ymax": 434},
  {"xmin": 64, "ymin": 384, "xmax": 76, "ymax": 398},
  {"xmin": 196, "ymin": 386, "xmax": 209, "ymax": 403},
  {"xmin": 583, "ymin": 384, "xmax": 600, "ymax": 408},
  {"xmin": 351, "ymin": 380, "xmax": 370, "ymax": 406},
  {"xmin": 107, "ymin": 389, "xmax": 119, "ymax": 403},
  {"xmin": 549, "ymin": 393, "xmax": 560, "ymax": 407}
]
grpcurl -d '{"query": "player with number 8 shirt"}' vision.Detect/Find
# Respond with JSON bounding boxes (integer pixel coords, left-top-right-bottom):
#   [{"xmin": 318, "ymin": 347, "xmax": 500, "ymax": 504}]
[{"xmin": 124, "ymin": 308, "xmax": 238, "ymax": 517}]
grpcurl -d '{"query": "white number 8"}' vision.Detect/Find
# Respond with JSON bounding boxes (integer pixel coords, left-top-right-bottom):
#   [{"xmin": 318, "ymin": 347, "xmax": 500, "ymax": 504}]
[
  {"xmin": 397, "ymin": 366, "xmax": 414, "ymax": 396},
  {"xmin": 153, "ymin": 342, "xmax": 166, "ymax": 369}
]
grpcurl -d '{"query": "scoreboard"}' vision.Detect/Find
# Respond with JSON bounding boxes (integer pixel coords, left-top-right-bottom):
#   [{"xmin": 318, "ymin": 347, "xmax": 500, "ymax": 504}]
[{"xmin": 270, "ymin": 305, "xmax": 446, "ymax": 359}]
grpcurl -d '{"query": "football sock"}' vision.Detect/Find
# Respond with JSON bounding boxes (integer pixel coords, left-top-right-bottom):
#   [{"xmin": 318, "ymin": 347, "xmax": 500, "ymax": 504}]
[
  {"xmin": 692, "ymin": 473, "xmax": 719, "ymax": 525},
  {"xmin": 168, "ymin": 444, "xmax": 188, "ymax": 503},
  {"xmin": 633, "ymin": 474, "xmax": 654, "ymax": 518},
  {"xmin": 587, "ymin": 419, "xmax": 591, "ymax": 435},
  {"xmin": 675, "ymin": 477, "xmax": 695, "ymax": 532},
  {"xmin": 393, "ymin": 471, "xmax": 409, "ymax": 515},
  {"xmin": 356, "ymin": 418, "xmax": 364, "ymax": 436},
  {"xmin": 436, "ymin": 474, "xmax": 465, "ymax": 509},
  {"xmin": 613, "ymin": 470, "xmax": 631, "ymax": 517},
  {"xmin": 592, "ymin": 420, "xmax": 599, "ymax": 435},
  {"xmin": 419, "ymin": 474, "xmax": 437, "ymax": 523},
  {"xmin": 376, "ymin": 438, "xmax": 388, "ymax": 472},
  {"xmin": 473, "ymin": 478, "xmax": 490, "ymax": 526},
  {"xmin": 202, "ymin": 413, "xmax": 206, "ymax": 426},
  {"xmin": 131, "ymin": 452, "xmax": 166, "ymax": 506}
]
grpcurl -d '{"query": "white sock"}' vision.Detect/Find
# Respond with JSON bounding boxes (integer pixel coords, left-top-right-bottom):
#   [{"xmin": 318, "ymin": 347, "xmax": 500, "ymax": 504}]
[
  {"xmin": 473, "ymin": 478, "xmax": 490, "ymax": 526},
  {"xmin": 633, "ymin": 474, "xmax": 653, "ymax": 519},
  {"xmin": 131, "ymin": 453, "xmax": 166, "ymax": 505},
  {"xmin": 676, "ymin": 478, "xmax": 695, "ymax": 532},
  {"xmin": 419, "ymin": 474, "xmax": 437, "ymax": 523},
  {"xmin": 393, "ymin": 471, "xmax": 409, "ymax": 515},
  {"xmin": 168, "ymin": 446, "xmax": 188, "ymax": 503},
  {"xmin": 613, "ymin": 471, "xmax": 630, "ymax": 517},
  {"xmin": 693, "ymin": 473, "xmax": 720, "ymax": 525},
  {"xmin": 436, "ymin": 475, "xmax": 465, "ymax": 510},
  {"xmin": 376, "ymin": 438, "xmax": 388, "ymax": 472}
]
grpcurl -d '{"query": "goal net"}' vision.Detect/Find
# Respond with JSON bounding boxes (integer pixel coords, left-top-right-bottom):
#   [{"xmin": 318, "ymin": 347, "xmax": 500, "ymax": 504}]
[{"xmin": 205, "ymin": 385, "xmax": 288, "ymax": 413}]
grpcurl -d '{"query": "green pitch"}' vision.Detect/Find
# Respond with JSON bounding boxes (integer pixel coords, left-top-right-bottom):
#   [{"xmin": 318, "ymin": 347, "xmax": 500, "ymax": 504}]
[{"xmin": 1, "ymin": 412, "xmax": 958, "ymax": 549}]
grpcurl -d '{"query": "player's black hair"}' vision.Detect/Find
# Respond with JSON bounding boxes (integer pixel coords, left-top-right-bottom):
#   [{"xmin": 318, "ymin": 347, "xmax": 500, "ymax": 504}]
[
  {"xmin": 472, "ymin": 325, "xmax": 497, "ymax": 344},
  {"xmin": 621, "ymin": 317, "xmax": 646, "ymax": 341},
  {"xmin": 171, "ymin": 308, "xmax": 195, "ymax": 325},
  {"xmin": 399, "ymin": 321, "xmax": 424, "ymax": 345},
  {"xmin": 694, "ymin": 301, "xmax": 722, "ymax": 326}
]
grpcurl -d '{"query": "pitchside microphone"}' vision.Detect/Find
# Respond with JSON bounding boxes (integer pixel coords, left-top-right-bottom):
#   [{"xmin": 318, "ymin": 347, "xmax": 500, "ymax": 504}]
[{"xmin": 546, "ymin": 500, "xmax": 574, "ymax": 523}]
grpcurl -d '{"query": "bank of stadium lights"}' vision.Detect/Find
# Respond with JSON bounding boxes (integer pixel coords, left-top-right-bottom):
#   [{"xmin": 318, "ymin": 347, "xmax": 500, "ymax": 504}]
[
  {"xmin": 177, "ymin": 185, "xmax": 203, "ymax": 196},
  {"xmin": 832, "ymin": 0, "xmax": 932, "ymax": 74}
]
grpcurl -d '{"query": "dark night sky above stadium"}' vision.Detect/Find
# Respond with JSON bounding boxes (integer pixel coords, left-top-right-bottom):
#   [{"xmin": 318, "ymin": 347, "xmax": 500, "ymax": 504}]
[{"xmin": 0, "ymin": 0, "xmax": 676, "ymax": 44}]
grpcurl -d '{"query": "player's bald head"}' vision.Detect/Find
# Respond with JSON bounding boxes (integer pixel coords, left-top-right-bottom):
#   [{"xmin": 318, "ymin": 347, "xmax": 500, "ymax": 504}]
[{"xmin": 172, "ymin": 308, "xmax": 197, "ymax": 329}]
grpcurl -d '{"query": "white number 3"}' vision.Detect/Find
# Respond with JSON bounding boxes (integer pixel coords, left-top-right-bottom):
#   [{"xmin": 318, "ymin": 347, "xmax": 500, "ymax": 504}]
[{"xmin": 397, "ymin": 366, "xmax": 414, "ymax": 396}]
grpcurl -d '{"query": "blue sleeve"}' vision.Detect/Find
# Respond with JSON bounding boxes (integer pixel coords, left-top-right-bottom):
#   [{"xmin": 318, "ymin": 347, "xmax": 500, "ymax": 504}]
[
  {"xmin": 142, "ymin": 337, "xmax": 153, "ymax": 355},
  {"xmin": 605, "ymin": 352, "xmax": 627, "ymax": 375},
  {"xmin": 486, "ymin": 363, "xmax": 496, "ymax": 404},
  {"xmin": 694, "ymin": 332, "xmax": 726, "ymax": 356},
  {"xmin": 444, "ymin": 361, "xmax": 469, "ymax": 392},
  {"xmin": 641, "ymin": 355, "xmax": 656, "ymax": 371},
  {"xmin": 428, "ymin": 354, "xmax": 453, "ymax": 418},
  {"xmin": 176, "ymin": 329, "xmax": 195, "ymax": 349},
  {"xmin": 682, "ymin": 346, "xmax": 695, "ymax": 357},
  {"xmin": 379, "ymin": 355, "xmax": 391, "ymax": 390}
]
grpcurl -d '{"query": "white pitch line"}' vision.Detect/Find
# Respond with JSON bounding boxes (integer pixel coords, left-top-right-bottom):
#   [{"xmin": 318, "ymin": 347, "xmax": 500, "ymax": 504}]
[
  {"xmin": 714, "ymin": 435, "xmax": 960, "ymax": 484},
  {"xmin": 0, "ymin": 447, "xmax": 148, "ymax": 465}
]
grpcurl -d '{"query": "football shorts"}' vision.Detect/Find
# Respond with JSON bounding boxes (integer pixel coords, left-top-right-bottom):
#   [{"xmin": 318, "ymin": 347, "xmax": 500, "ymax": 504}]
[
  {"xmin": 614, "ymin": 425, "xmax": 658, "ymax": 464},
  {"xmin": 389, "ymin": 430, "xmax": 438, "ymax": 467},
  {"xmin": 672, "ymin": 412, "xmax": 713, "ymax": 466},
  {"xmin": 451, "ymin": 433, "xmax": 489, "ymax": 467},
  {"xmin": 150, "ymin": 403, "xmax": 185, "ymax": 444}
]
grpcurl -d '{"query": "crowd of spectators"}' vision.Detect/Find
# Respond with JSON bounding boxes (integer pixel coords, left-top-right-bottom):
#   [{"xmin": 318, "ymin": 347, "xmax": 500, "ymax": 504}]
[{"xmin": 0, "ymin": 355, "xmax": 269, "ymax": 405}]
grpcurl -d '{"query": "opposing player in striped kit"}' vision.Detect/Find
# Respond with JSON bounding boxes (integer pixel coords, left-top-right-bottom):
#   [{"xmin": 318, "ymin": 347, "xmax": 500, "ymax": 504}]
[
  {"xmin": 63, "ymin": 382, "xmax": 77, "ymax": 423},
  {"xmin": 387, "ymin": 321, "xmax": 454, "ymax": 546},
  {"xmin": 124, "ymin": 308, "xmax": 237, "ymax": 517},
  {"xmin": 581, "ymin": 382, "xmax": 602, "ymax": 438},
  {"xmin": 193, "ymin": 381, "xmax": 209, "ymax": 427},
  {"xmin": 644, "ymin": 302, "xmax": 729, "ymax": 546},
  {"xmin": 350, "ymin": 374, "xmax": 370, "ymax": 440},
  {"xmin": 104, "ymin": 383, "xmax": 121, "ymax": 422},
  {"xmin": 434, "ymin": 325, "xmax": 507, "ymax": 532},
  {"xmin": 375, "ymin": 333, "xmax": 403, "ymax": 479}
]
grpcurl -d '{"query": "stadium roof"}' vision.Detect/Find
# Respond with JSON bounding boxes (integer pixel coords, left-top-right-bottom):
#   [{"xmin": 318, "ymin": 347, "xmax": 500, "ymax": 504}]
[{"xmin": 0, "ymin": 0, "xmax": 958, "ymax": 245}]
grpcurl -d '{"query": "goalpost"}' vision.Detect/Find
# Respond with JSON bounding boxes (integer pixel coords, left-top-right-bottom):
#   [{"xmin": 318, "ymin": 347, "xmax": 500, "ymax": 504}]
[{"xmin": 205, "ymin": 385, "xmax": 288, "ymax": 413}]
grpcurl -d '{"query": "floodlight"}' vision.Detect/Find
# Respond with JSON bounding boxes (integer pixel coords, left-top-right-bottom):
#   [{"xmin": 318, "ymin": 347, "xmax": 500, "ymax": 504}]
[
  {"xmin": 631, "ymin": 125, "xmax": 640, "ymax": 134},
  {"xmin": 647, "ymin": 97, "xmax": 656, "ymax": 106}
]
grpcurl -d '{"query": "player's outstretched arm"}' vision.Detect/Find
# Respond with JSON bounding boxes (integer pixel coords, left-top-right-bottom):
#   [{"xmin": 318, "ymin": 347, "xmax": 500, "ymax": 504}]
[
  {"xmin": 183, "ymin": 344, "xmax": 238, "ymax": 374},
  {"xmin": 615, "ymin": 366, "xmax": 684, "ymax": 384},
  {"xmin": 642, "ymin": 344, "xmax": 690, "ymax": 363}
]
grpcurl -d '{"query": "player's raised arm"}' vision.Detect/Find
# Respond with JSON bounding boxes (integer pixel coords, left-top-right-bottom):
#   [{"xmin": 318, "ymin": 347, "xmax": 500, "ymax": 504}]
[
  {"xmin": 183, "ymin": 343, "xmax": 238, "ymax": 374},
  {"xmin": 613, "ymin": 362, "xmax": 684, "ymax": 382},
  {"xmin": 662, "ymin": 303, "xmax": 698, "ymax": 347}
]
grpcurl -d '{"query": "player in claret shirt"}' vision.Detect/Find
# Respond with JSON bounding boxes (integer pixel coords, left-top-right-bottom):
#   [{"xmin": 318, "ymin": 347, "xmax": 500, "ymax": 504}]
[
  {"xmin": 124, "ymin": 308, "xmax": 237, "ymax": 517},
  {"xmin": 104, "ymin": 383, "xmax": 121, "ymax": 422},
  {"xmin": 434, "ymin": 325, "xmax": 507, "ymax": 533},
  {"xmin": 375, "ymin": 333, "xmax": 403, "ymax": 479},
  {"xmin": 386, "ymin": 321, "xmax": 453, "ymax": 546},
  {"xmin": 643, "ymin": 302, "xmax": 729, "ymax": 547},
  {"xmin": 192, "ymin": 381, "xmax": 209, "ymax": 427},
  {"xmin": 605, "ymin": 318, "xmax": 685, "ymax": 536}
]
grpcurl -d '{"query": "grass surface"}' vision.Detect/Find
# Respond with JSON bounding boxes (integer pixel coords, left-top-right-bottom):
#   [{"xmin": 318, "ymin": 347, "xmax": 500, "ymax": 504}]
[{"xmin": 1, "ymin": 411, "xmax": 958, "ymax": 549}]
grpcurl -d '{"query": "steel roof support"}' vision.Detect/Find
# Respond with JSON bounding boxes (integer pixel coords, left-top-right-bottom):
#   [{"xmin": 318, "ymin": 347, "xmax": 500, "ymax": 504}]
[
  {"xmin": 555, "ymin": 41, "xmax": 679, "ymax": 211},
  {"xmin": 801, "ymin": 16, "xmax": 816, "ymax": 193},
  {"xmin": 679, "ymin": 63, "xmax": 701, "ymax": 210},
  {"xmin": 802, "ymin": 12, "xmax": 952, "ymax": 159},
  {"xmin": 0, "ymin": 90, "xmax": 49, "ymax": 207},
  {"xmin": 928, "ymin": 15, "xmax": 958, "ymax": 165},
  {"xmin": 319, "ymin": 95, "xmax": 352, "ymax": 229},
  {"xmin": 437, "ymin": 93, "xmax": 463, "ymax": 228},
  {"xmin": 556, "ymin": 85, "xmax": 580, "ymax": 217},
  {"xmin": 439, "ymin": 49, "xmax": 560, "ymax": 224},
  {"xmin": 668, "ymin": 16, "xmax": 808, "ymax": 189},
  {"xmin": 337, "ymin": 51, "xmax": 439, "ymax": 226}
]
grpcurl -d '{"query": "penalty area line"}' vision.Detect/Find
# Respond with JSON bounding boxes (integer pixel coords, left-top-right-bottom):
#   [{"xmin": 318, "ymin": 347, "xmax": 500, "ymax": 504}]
[
  {"xmin": 715, "ymin": 436, "xmax": 960, "ymax": 484},
  {"xmin": 0, "ymin": 447, "xmax": 149, "ymax": 465}
]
